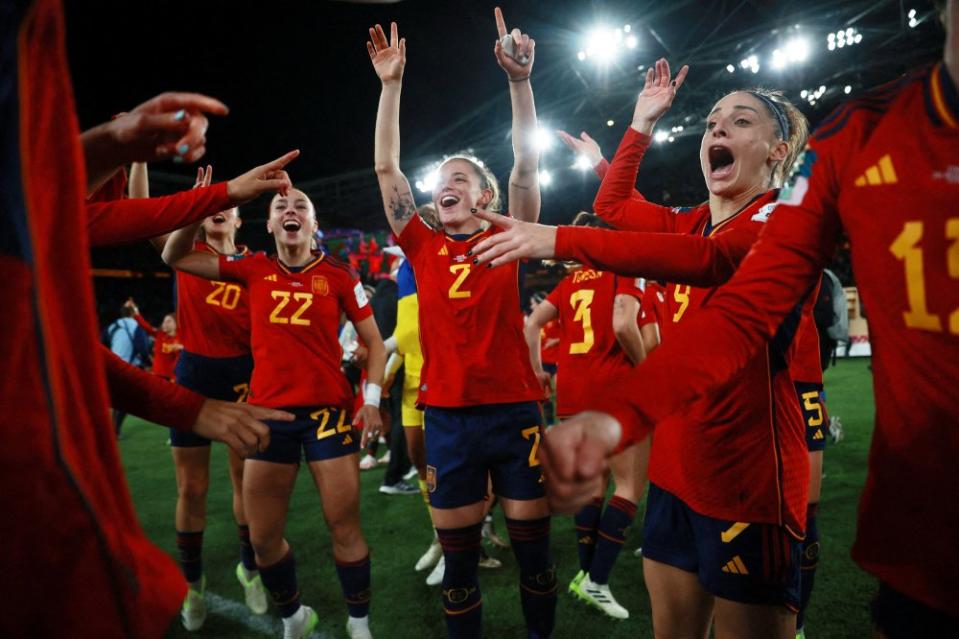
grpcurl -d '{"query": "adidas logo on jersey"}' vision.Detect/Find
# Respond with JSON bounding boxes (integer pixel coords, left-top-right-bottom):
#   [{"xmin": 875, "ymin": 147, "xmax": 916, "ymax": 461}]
[
  {"xmin": 813, "ymin": 429, "xmax": 824, "ymax": 440},
  {"xmin": 854, "ymin": 154, "xmax": 898, "ymax": 186},
  {"xmin": 263, "ymin": 274, "xmax": 278, "ymax": 282},
  {"xmin": 720, "ymin": 555, "xmax": 750, "ymax": 575},
  {"xmin": 438, "ymin": 245, "xmax": 449, "ymax": 256}
]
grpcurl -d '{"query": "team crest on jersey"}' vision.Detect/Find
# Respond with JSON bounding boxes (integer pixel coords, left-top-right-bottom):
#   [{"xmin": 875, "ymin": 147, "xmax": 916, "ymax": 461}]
[
  {"xmin": 312, "ymin": 276, "xmax": 330, "ymax": 295},
  {"xmin": 426, "ymin": 465, "xmax": 437, "ymax": 493},
  {"xmin": 453, "ymin": 254, "xmax": 468, "ymax": 263},
  {"xmin": 751, "ymin": 203, "xmax": 777, "ymax": 223},
  {"xmin": 226, "ymin": 254, "xmax": 249, "ymax": 262}
]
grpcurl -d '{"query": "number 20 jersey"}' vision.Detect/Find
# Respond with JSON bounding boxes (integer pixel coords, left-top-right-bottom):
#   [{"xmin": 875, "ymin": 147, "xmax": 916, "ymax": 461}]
[
  {"xmin": 219, "ymin": 251, "xmax": 372, "ymax": 409},
  {"xmin": 397, "ymin": 215, "xmax": 543, "ymax": 408},
  {"xmin": 176, "ymin": 241, "xmax": 251, "ymax": 358}
]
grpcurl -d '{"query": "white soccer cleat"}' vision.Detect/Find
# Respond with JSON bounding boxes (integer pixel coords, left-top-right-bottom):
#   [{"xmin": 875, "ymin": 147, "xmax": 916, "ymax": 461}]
[
  {"xmin": 359, "ymin": 454, "xmax": 377, "ymax": 470},
  {"xmin": 282, "ymin": 605, "xmax": 319, "ymax": 639},
  {"xmin": 577, "ymin": 576, "xmax": 630, "ymax": 620},
  {"xmin": 426, "ymin": 555, "xmax": 446, "ymax": 586},
  {"xmin": 829, "ymin": 415, "xmax": 844, "ymax": 443},
  {"xmin": 235, "ymin": 563, "xmax": 269, "ymax": 614},
  {"xmin": 180, "ymin": 576, "xmax": 207, "ymax": 631},
  {"xmin": 481, "ymin": 517, "xmax": 510, "ymax": 549},
  {"xmin": 415, "ymin": 538, "xmax": 443, "ymax": 572},
  {"xmin": 347, "ymin": 615, "xmax": 374, "ymax": 639},
  {"xmin": 377, "ymin": 450, "xmax": 391, "ymax": 465},
  {"xmin": 633, "ymin": 546, "xmax": 643, "ymax": 557}
]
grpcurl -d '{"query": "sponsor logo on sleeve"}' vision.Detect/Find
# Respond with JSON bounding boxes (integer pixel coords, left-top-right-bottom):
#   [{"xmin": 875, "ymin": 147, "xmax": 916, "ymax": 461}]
[{"xmin": 354, "ymin": 282, "xmax": 369, "ymax": 308}]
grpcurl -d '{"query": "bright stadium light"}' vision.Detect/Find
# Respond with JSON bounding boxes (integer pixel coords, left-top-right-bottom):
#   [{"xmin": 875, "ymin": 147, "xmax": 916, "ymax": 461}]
[
  {"xmin": 607, "ymin": 119, "xmax": 615, "ymax": 127},
  {"xmin": 626, "ymin": 35, "xmax": 638, "ymax": 49},
  {"xmin": 415, "ymin": 167, "xmax": 439, "ymax": 194},
  {"xmin": 844, "ymin": 85, "xmax": 852, "ymax": 94},
  {"xmin": 623, "ymin": 24, "xmax": 631, "ymax": 33},
  {"xmin": 668, "ymin": 135, "xmax": 675, "ymax": 142},
  {"xmin": 654, "ymin": 130, "xmax": 669, "ymax": 143},
  {"xmin": 726, "ymin": 63, "xmax": 735, "ymax": 73},
  {"xmin": 574, "ymin": 155, "xmax": 593, "ymax": 171},
  {"xmin": 739, "ymin": 54, "xmax": 760, "ymax": 73},
  {"xmin": 585, "ymin": 26, "xmax": 620, "ymax": 63},
  {"xmin": 577, "ymin": 50, "xmax": 587, "ymax": 61},
  {"xmin": 533, "ymin": 126, "xmax": 555, "ymax": 152},
  {"xmin": 909, "ymin": 8, "xmax": 920, "ymax": 28},
  {"xmin": 539, "ymin": 170, "xmax": 552, "ymax": 186}
]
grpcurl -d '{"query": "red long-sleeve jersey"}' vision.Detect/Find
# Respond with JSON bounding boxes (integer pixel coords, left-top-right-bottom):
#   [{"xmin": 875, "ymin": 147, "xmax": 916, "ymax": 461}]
[
  {"xmin": 133, "ymin": 313, "xmax": 182, "ymax": 379},
  {"xmin": 2, "ymin": 1, "xmax": 186, "ymax": 634},
  {"xmin": 591, "ymin": 64, "xmax": 959, "ymax": 615}
]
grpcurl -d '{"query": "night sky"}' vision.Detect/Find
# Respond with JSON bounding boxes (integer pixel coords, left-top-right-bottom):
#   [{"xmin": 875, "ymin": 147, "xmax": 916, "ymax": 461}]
[{"xmin": 67, "ymin": 0, "xmax": 943, "ymax": 236}]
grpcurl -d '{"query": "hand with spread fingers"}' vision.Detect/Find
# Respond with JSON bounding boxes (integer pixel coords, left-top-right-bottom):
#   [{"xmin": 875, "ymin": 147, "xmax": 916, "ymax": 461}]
[
  {"xmin": 493, "ymin": 6, "xmax": 535, "ymax": 80},
  {"xmin": 225, "ymin": 150, "xmax": 299, "ymax": 203},
  {"xmin": 557, "ymin": 129, "xmax": 603, "ymax": 167},
  {"xmin": 539, "ymin": 411, "xmax": 621, "ymax": 514},
  {"xmin": 468, "ymin": 208, "xmax": 558, "ymax": 267},
  {"xmin": 632, "ymin": 58, "xmax": 690, "ymax": 135},
  {"xmin": 367, "ymin": 21, "xmax": 407, "ymax": 85}
]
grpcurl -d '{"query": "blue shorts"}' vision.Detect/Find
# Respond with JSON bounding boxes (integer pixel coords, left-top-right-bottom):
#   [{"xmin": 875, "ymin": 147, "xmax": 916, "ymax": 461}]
[
  {"xmin": 794, "ymin": 382, "xmax": 827, "ymax": 452},
  {"xmin": 642, "ymin": 483, "xmax": 802, "ymax": 611},
  {"xmin": 171, "ymin": 351, "xmax": 253, "ymax": 447},
  {"xmin": 251, "ymin": 406, "xmax": 359, "ymax": 465},
  {"xmin": 424, "ymin": 401, "xmax": 544, "ymax": 509}
]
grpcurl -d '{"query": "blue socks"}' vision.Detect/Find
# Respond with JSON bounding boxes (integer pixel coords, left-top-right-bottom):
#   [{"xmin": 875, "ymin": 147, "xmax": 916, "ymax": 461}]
[
  {"xmin": 573, "ymin": 497, "xmax": 604, "ymax": 573},
  {"xmin": 436, "ymin": 523, "xmax": 483, "ymax": 638},
  {"xmin": 506, "ymin": 517, "xmax": 556, "ymax": 638},
  {"xmin": 258, "ymin": 548, "xmax": 301, "ymax": 618},
  {"xmin": 335, "ymin": 554, "xmax": 372, "ymax": 618},
  {"xmin": 590, "ymin": 496, "xmax": 637, "ymax": 585},
  {"xmin": 175, "ymin": 530, "xmax": 204, "ymax": 584}
]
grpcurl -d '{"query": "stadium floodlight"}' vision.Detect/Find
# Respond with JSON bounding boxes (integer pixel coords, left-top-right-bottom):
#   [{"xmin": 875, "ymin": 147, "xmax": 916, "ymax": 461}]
[
  {"xmin": 585, "ymin": 26, "xmax": 620, "ymax": 63},
  {"xmin": 800, "ymin": 89, "xmax": 808, "ymax": 98},
  {"xmin": 577, "ymin": 50, "xmax": 587, "ymax": 61},
  {"xmin": 668, "ymin": 135, "xmax": 675, "ymax": 143},
  {"xmin": 574, "ymin": 155, "xmax": 593, "ymax": 171},
  {"xmin": 844, "ymin": 85, "xmax": 852, "ymax": 94},
  {"xmin": 607, "ymin": 119, "xmax": 615, "ymax": 127},
  {"xmin": 654, "ymin": 130, "xmax": 669, "ymax": 143},
  {"xmin": 624, "ymin": 24, "xmax": 631, "ymax": 33},
  {"xmin": 626, "ymin": 35, "xmax": 638, "ymax": 49},
  {"xmin": 908, "ymin": 8, "xmax": 920, "ymax": 28},
  {"xmin": 726, "ymin": 64, "xmax": 735, "ymax": 73},
  {"xmin": 533, "ymin": 126, "xmax": 554, "ymax": 152},
  {"xmin": 415, "ymin": 168, "xmax": 439, "ymax": 194},
  {"xmin": 539, "ymin": 170, "xmax": 552, "ymax": 186},
  {"xmin": 739, "ymin": 54, "xmax": 760, "ymax": 73}
]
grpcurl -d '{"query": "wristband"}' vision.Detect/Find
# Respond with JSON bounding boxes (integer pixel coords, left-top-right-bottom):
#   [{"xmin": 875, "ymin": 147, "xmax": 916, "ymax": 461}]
[
  {"xmin": 508, "ymin": 75, "xmax": 531, "ymax": 83},
  {"xmin": 364, "ymin": 383, "xmax": 382, "ymax": 407}
]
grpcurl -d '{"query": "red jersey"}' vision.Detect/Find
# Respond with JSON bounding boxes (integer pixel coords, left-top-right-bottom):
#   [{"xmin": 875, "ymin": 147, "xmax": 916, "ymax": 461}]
[
  {"xmin": 546, "ymin": 269, "xmax": 643, "ymax": 416},
  {"xmin": 219, "ymin": 251, "xmax": 372, "ymax": 409},
  {"xmin": 177, "ymin": 241, "xmax": 252, "ymax": 358},
  {"xmin": 397, "ymin": 216, "xmax": 543, "ymax": 407},
  {"xmin": 789, "ymin": 296, "xmax": 823, "ymax": 385},
  {"xmin": 3, "ymin": 1, "xmax": 185, "ymax": 635},
  {"xmin": 592, "ymin": 65, "xmax": 959, "ymax": 614},
  {"xmin": 134, "ymin": 313, "xmax": 182, "ymax": 379},
  {"xmin": 640, "ymin": 282, "xmax": 666, "ymax": 332},
  {"xmin": 560, "ymin": 127, "xmax": 808, "ymax": 534},
  {"xmin": 539, "ymin": 319, "xmax": 561, "ymax": 366}
]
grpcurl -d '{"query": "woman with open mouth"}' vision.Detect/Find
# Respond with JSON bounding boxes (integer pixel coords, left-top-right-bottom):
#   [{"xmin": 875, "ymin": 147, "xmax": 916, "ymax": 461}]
[
  {"xmin": 368, "ymin": 9, "xmax": 555, "ymax": 639},
  {"xmin": 470, "ymin": 59, "xmax": 817, "ymax": 639},
  {"xmin": 162, "ymin": 179, "xmax": 386, "ymax": 639}
]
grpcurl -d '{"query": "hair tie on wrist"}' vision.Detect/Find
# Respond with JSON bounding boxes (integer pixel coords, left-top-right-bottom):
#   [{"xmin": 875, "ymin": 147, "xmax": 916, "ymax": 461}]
[{"xmin": 509, "ymin": 75, "xmax": 531, "ymax": 83}]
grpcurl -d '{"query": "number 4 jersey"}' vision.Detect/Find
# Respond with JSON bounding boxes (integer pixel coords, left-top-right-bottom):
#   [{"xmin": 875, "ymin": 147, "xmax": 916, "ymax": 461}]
[
  {"xmin": 397, "ymin": 215, "xmax": 543, "ymax": 407},
  {"xmin": 177, "ymin": 241, "xmax": 252, "ymax": 358},
  {"xmin": 219, "ymin": 251, "xmax": 372, "ymax": 409}
]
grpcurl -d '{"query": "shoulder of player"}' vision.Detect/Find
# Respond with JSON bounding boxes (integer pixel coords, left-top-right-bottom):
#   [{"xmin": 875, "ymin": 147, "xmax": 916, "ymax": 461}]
[
  {"xmin": 813, "ymin": 68, "xmax": 927, "ymax": 143},
  {"xmin": 316, "ymin": 253, "xmax": 362, "ymax": 283}
]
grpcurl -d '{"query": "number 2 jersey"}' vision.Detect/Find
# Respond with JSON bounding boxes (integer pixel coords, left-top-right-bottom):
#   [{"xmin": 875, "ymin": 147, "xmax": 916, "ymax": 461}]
[
  {"xmin": 177, "ymin": 241, "xmax": 251, "ymax": 358},
  {"xmin": 546, "ymin": 269, "xmax": 643, "ymax": 417},
  {"xmin": 397, "ymin": 215, "xmax": 543, "ymax": 407},
  {"xmin": 219, "ymin": 251, "xmax": 372, "ymax": 409}
]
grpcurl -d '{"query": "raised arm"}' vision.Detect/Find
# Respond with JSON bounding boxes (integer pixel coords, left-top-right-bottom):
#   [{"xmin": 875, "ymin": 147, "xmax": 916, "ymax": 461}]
[
  {"xmin": 368, "ymin": 22, "xmax": 417, "ymax": 236},
  {"xmin": 494, "ymin": 7, "xmax": 540, "ymax": 222},
  {"xmin": 125, "ymin": 298, "xmax": 158, "ymax": 337},
  {"xmin": 524, "ymin": 297, "xmax": 559, "ymax": 394},
  {"xmin": 612, "ymin": 294, "xmax": 646, "ymax": 365},
  {"xmin": 593, "ymin": 60, "xmax": 688, "ymax": 231}
]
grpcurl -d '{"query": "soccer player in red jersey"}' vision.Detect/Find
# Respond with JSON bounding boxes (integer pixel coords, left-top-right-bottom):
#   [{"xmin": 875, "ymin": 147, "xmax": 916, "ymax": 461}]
[
  {"xmin": 522, "ymin": 4, "xmax": 959, "ymax": 636},
  {"xmin": 473, "ymin": 60, "xmax": 814, "ymax": 638},
  {"xmin": 368, "ymin": 12, "xmax": 556, "ymax": 638},
  {"xmin": 164, "ymin": 186, "xmax": 385, "ymax": 639},
  {"xmin": 125, "ymin": 299, "xmax": 183, "ymax": 381},
  {"xmin": 524, "ymin": 214, "xmax": 650, "ymax": 621}
]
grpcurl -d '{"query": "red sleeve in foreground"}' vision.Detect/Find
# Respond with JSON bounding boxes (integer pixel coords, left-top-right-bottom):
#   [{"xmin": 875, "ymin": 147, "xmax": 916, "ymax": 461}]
[
  {"xmin": 101, "ymin": 345, "xmax": 204, "ymax": 431},
  {"xmin": 87, "ymin": 182, "xmax": 231, "ymax": 247},
  {"xmin": 593, "ymin": 128, "xmax": 676, "ymax": 232},
  {"xmin": 594, "ymin": 201, "xmax": 841, "ymax": 448},
  {"xmin": 554, "ymin": 225, "xmax": 758, "ymax": 287}
]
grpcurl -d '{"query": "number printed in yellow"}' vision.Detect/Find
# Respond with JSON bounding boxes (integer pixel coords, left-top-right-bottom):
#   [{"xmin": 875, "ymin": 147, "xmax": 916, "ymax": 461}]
[
  {"xmin": 672, "ymin": 285, "xmax": 691, "ymax": 322},
  {"xmin": 569, "ymin": 289, "xmax": 595, "ymax": 354},
  {"xmin": 233, "ymin": 383, "xmax": 250, "ymax": 404},
  {"xmin": 801, "ymin": 391, "xmax": 824, "ymax": 427},
  {"xmin": 269, "ymin": 290, "xmax": 313, "ymax": 325},
  {"xmin": 448, "ymin": 264, "xmax": 472, "ymax": 299},
  {"xmin": 890, "ymin": 218, "xmax": 959, "ymax": 334},
  {"xmin": 206, "ymin": 281, "xmax": 242, "ymax": 310},
  {"xmin": 521, "ymin": 426, "xmax": 541, "ymax": 467},
  {"xmin": 312, "ymin": 408, "xmax": 351, "ymax": 440}
]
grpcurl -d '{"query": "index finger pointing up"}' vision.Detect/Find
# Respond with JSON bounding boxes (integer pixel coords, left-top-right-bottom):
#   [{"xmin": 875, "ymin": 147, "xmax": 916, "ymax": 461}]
[{"xmin": 494, "ymin": 6, "xmax": 508, "ymax": 38}]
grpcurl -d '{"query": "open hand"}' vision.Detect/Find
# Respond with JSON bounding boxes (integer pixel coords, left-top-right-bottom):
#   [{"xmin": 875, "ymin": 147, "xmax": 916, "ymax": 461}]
[
  {"xmin": 494, "ymin": 7, "xmax": 535, "ymax": 80},
  {"xmin": 632, "ymin": 59, "xmax": 689, "ymax": 134},
  {"xmin": 367, "ymin": 22, "xmax": 406, "ymax": 85},
  {"xmin": 557, "ymin": 130, "xmax": 603, "ymax": 167}
]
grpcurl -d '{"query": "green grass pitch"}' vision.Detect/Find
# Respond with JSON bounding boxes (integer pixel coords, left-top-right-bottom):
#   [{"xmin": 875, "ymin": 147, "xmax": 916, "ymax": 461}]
[{"xmin": 118, "ymin": 358, "xmax": 876, "ymax": 638}]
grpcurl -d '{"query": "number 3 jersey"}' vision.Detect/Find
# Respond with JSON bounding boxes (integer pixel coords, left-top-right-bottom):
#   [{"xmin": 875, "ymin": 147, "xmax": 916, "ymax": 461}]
[
  {"xmin": 177, "ymin": 241, "xmax": 252, "ymax": 358},
  {"xmin": 219, "ymin": 251, "xmax": 373, "ymax": 409},
  {"xmin": 546, "ymin": 269, "xmax": 643, "ymax": 417},
  {"xmin": 397, "ymin": 215, "xmax": 543, "ymax": 407}
]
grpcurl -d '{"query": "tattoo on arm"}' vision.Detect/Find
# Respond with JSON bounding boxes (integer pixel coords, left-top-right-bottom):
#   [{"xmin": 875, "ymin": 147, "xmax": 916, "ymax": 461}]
[{"xmin": 389, "ymin": 185, "xmax": 416, "ymax": 222}]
